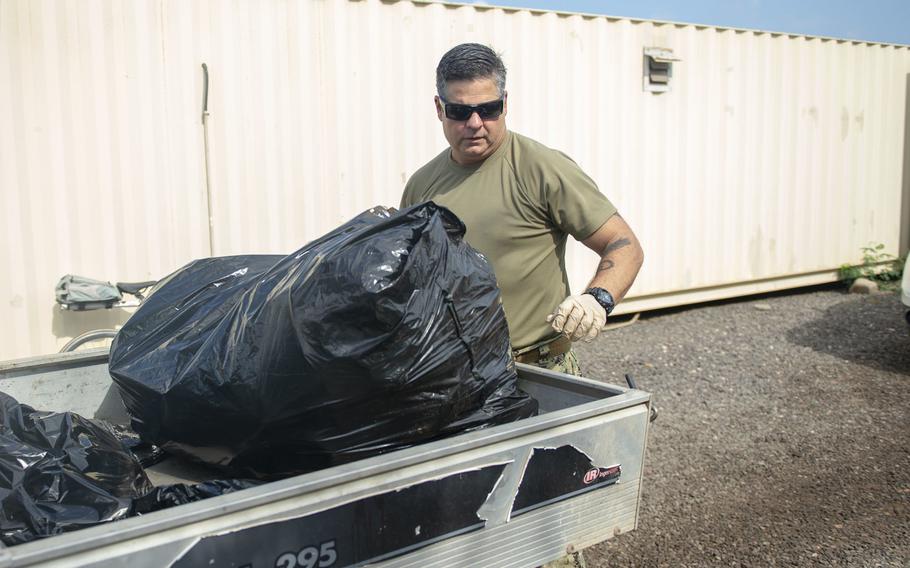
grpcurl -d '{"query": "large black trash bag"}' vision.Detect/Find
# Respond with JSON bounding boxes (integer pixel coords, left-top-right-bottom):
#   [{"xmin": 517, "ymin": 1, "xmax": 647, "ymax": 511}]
[
  {"xmin": 0, "ymin": 392, "xmax": 153, "ymax": 545},
  {"xmin": 109, "ymin": 203, "xmax": 537, "ymax": 478}
]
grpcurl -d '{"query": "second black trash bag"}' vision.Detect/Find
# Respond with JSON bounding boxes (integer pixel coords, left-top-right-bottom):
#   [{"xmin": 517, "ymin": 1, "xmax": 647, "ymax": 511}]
[
  {"xmin": 109, "ymin": 203, "xmax": 537, "ymax": 478},
  {"xmin": 0, "ymin": 392, "xmax": 153, "ymax": 545},
  {"xmin": 0, "ymin": 391, "xmax": 260, "ymax": 545}
]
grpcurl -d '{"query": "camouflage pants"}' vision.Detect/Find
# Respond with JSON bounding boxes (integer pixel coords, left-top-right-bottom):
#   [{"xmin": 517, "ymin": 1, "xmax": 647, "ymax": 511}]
[
  {"xmin": 528, "ymin": 350, "xmax": 587, "ymax": 568},
  {"xmin": 533, "ymin": 349, "xmax": 582, "ymax": 377}
]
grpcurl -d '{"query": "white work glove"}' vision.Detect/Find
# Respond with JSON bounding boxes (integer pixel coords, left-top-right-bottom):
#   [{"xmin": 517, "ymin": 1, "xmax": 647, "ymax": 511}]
[{"xmin": 547, "ymin": 293, "xmax": 608, "ymax": 342}]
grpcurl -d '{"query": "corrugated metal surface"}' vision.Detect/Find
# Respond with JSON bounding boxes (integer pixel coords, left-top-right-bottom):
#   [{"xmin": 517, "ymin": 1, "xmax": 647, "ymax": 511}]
[
  {"xmin": 0, "ymin": 0, "xmax": 211, "ymax": 359},
  {"xmin": 2, "ymin": 0, "xmax": 909, "ymax": 359}
]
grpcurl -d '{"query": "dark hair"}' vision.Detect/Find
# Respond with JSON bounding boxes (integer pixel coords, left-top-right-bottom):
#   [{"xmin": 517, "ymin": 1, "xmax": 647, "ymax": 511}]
[{"xmin": 436, "ymin": 43, "xmax": 507, "ymax": 99}]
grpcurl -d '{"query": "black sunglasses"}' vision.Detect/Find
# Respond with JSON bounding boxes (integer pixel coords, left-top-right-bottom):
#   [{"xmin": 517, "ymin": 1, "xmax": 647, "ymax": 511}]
[{"xmin": 440, "ymin": 97, "xmax": 505, "ymax": 121}]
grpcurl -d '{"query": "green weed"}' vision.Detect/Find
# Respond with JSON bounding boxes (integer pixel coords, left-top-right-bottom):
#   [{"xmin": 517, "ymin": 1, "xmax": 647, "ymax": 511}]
[{"xmin": 838, "ymin": 243, "xmax": 905, "ymax": 291}]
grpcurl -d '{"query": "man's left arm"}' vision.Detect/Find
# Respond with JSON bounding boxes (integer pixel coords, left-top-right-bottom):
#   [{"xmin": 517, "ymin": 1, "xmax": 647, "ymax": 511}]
[
  {"xmin": 548, "ymin": 213, "xmax": 644, "ymax": 341},
  {"xmin": 580, "ymin": 213, "xmax": 644, "ymax": 301}
]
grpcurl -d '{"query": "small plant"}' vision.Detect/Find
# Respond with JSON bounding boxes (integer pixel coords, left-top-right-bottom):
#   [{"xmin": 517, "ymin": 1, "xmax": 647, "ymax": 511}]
[{"xmin": 839, "ymin": 243, "xmax": 906, "ymax": 290}]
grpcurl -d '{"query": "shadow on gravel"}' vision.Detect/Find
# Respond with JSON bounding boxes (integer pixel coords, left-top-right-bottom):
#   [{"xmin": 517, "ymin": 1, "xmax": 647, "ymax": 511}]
[{"xmin": 786, "ymin": 293, "xmax": 910, "ymax": 375}]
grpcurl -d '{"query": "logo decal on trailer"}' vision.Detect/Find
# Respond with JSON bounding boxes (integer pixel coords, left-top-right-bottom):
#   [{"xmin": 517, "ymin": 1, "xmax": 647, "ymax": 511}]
[
  {"xmin": 512, "ymin": 447, "xmax": 624, "ymax": 517},
  {"xmin": 583, "ymin": 465, "xmax": 622, "ymax": 485}
]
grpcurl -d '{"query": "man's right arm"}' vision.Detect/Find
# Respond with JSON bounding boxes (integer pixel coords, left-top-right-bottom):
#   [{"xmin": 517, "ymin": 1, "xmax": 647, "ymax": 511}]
[
  {"xmin": 399, "ymin": 187, "xmax": 412, "ymax": 209},
  {"xmin": 400, "ymin": 173, "xmax": 421, "ymax": 209}
]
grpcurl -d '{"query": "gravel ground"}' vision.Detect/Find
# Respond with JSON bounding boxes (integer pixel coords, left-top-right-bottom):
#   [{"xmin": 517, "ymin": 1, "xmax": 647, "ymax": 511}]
[{"xmin": 573, "ymin": 284, "xmax": 910, "ymax": 568}]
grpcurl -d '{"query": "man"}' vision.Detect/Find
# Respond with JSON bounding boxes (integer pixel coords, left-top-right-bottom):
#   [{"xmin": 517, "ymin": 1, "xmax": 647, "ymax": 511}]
[
  {"xmin": 401, "ymin": 43, "xmax": 644, "ymax": 384},
  {"xmin": 402, "ymin": 43, "xmax": 643, "ymax": 568}
]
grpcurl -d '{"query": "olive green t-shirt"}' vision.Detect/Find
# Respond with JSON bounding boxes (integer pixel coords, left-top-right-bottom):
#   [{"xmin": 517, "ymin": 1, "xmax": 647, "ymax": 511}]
[{"xmin": 400, "ymin": 131, "xmax": 617, "ymax": 350}]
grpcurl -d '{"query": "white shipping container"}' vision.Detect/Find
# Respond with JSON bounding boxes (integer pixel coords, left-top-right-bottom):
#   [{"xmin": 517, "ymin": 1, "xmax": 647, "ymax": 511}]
[{"xmin": 2, "ymin": 0, "xmax": 909, "ymax": 359}]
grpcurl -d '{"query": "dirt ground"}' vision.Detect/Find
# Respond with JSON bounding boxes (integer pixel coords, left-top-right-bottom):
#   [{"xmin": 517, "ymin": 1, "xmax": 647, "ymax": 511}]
[{"xmin": 574, "ymin": 285, "xmax": 909, "ymax": 568}]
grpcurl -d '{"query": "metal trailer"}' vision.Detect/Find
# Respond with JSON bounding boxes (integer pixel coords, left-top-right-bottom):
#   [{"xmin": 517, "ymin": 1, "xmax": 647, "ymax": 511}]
[{"xmin": 0, "ymin": 350, "xmax": 651, "ymax": 568}]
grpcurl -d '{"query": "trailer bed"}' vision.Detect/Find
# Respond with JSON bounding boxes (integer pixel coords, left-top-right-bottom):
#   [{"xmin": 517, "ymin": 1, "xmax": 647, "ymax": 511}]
[{"xmin": 0, "ymin": 350, "xmax": 650, "ymax": 568}]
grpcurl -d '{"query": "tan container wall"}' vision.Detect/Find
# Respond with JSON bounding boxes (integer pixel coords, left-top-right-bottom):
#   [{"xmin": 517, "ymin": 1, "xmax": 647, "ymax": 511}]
[{"xmin": 2, "ymin": 0, "xmax": 909, "ymax": 359}]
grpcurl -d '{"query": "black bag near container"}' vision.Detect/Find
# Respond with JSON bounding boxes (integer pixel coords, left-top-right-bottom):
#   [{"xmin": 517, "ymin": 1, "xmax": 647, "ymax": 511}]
[
  {"xmin": 0, "ymin": 391, "xmax": 258, "ymax": 545},
  {"xmin": 0, "ymin": 392, "xmax": 152, "ymax": 545},
  {"xmin": 109, "ymin": 203, "xmax": 537, "ymax": 479}
]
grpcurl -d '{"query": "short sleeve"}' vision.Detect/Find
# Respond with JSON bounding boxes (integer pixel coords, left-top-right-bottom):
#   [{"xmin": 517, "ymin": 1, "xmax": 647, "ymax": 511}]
[
  {"xmin": 400, "ymin": 181, "xmax": 416, "ymax": 208},
  {"xmin": 543, "ymin": 152, "xmax": 617, "ymax": 240},
  {"xmin": 400, "ymin": 148, "xmax": 449, "ymax": 209}
]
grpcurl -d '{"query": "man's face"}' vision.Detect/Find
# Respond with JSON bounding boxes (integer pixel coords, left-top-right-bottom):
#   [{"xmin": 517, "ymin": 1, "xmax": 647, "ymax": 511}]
[{"xmin": 436, "ymin": 78, "xmax": 508, "ymax": 166}]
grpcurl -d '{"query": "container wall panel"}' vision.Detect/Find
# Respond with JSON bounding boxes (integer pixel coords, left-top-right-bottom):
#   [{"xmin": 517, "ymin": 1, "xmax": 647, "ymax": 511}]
[
  {"xmin": 2, "ymin": 0, "xmax": 909, "ymax": 359},
  {"xmin": 0, "ymin": 0, "xmax": 210, "ymax": 359}
]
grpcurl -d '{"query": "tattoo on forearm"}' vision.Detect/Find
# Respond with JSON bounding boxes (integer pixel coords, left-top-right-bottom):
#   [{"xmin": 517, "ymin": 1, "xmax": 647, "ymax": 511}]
[{"xmin": 597, "ymin": 238, "xmax": 631, "ymax": 271}]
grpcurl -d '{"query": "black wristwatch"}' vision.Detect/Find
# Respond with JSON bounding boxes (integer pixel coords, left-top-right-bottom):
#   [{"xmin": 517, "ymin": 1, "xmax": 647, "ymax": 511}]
[{"xmin": 585, "ymin": 287, "xmax": 616, "ymax": 316}]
